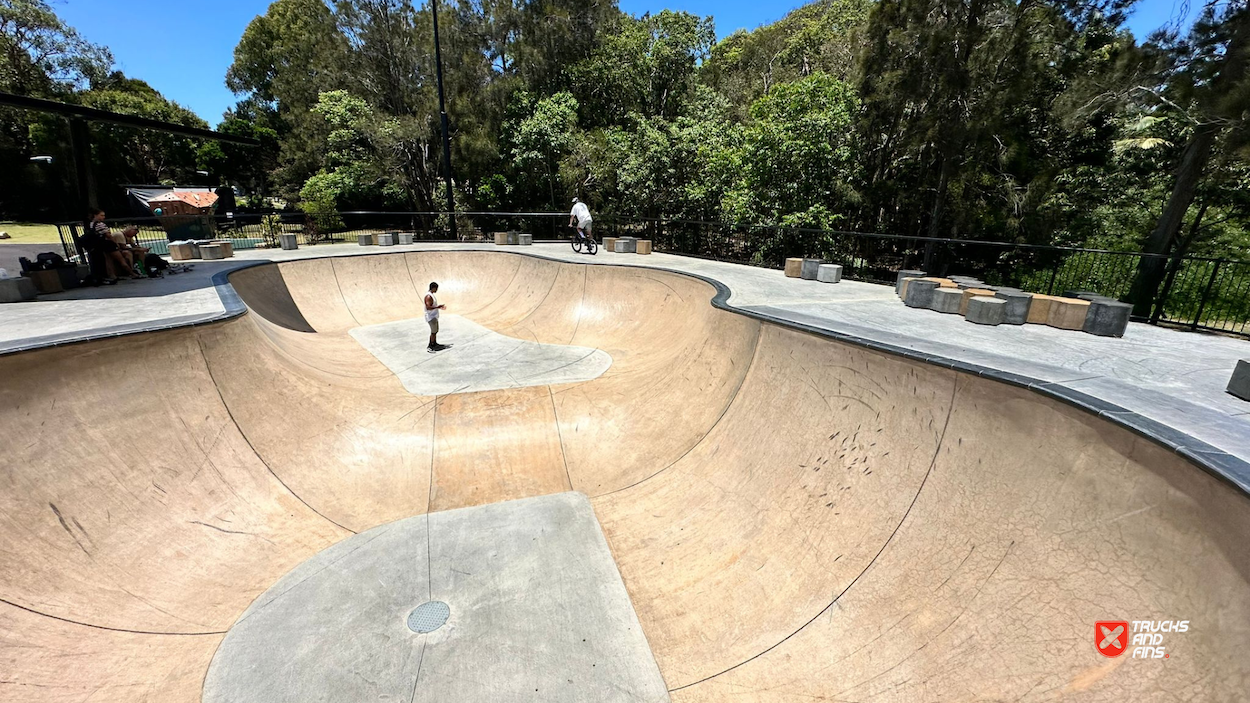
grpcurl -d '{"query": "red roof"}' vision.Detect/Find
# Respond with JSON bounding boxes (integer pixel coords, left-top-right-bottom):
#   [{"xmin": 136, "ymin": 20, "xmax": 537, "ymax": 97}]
[{"xmin": 149, "ymin": 191, "xmax": 218, "ymax": 209}]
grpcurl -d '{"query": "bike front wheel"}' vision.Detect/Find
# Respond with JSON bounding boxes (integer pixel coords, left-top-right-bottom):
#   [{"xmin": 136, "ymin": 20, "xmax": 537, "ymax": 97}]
[{"xmin": 571, "ymin": 237, "xmax": 584, "ymax": 254}]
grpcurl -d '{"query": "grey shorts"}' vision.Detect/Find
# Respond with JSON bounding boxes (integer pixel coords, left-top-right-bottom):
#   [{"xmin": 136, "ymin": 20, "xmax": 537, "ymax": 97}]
[
  {"xmin": 580, "ymin": 221, "xmax": 593, "ymax": 236},
  {"xmin": 428, "ymin": 318, "xmax": 439, "ymax": 334}
]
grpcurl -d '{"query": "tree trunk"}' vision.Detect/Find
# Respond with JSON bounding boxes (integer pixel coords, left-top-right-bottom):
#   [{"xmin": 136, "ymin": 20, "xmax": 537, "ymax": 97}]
[
  {"xmin": 923, "ymin": 155, "xmax": 952, "ymax": 269},
  {"xmin": 1127, "ymin": 121, "xmax": 1219, "ymax": 316}
]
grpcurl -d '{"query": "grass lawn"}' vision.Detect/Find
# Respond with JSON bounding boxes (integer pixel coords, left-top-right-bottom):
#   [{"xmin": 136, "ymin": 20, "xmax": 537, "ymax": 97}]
[{"xmin": 0, "ymin": 222, "xmax": 62, "ymax": 244}]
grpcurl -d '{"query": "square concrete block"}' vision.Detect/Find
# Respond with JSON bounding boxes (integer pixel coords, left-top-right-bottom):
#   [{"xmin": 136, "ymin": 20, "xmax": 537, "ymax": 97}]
[
  {"xmin": 279, "ymin": 233, "xmax": 299, "ymax": 250},
  {"xmin": 930, "ymin": 287, "xmax": 964, "ymax": 314},
  {"xmin": 0, "ymin": 276, "xmax": 37, "ymax": 302},
  {"xmin": 210, "ymin": 240, "xmax": 234, "ymax": 258},
  {"xmin": 1046, "ymin": 298, "xmax": 1091, "ymax": 330},
  {"xmin": 493, "ymin": 232, "xmax": 509, "ymax": 245},
  {"xmin": 635, "ymin": 239, "xmax": 651, "ymax": 254},
  {"xmin": 519, "ymin": 233, "xmax": 533, "ymax": 246},
  {"xmin": 800, "ymin": 258, "xmax": 824, "ymax": 280},
  {"xmin": 994, "ymin": 290, "xmax": 1032, "ymax": 325},
  {"xmin": 377, "ymin": 233, "xmax": 397, "ymax": 246},
  {"xmin": 603, "ymin": 237, "xmax": 617, "ymax": 252},
  {"xmin": 895, "ymin": 269, "xmax": 926, "ymax": 293},
  {"xmin": 399, "ymin": 233, "xmax": 415, "ymax": 245},
  {"xmin": 199, "ymin": 244, "xmax": 225, "ymax": 260},
  {"xmin": 785, "ymin": 258, "xmax": 804, "ymax": 278},
  {"xmin": 505, "ymin": 230, "xmax": 519, "ymax": 245},
  {"xmin": 1227, "ymin": 360, "xmax": 1250, "ymax": 401},
  {"xmin": 25, "ymin": 269, "xmax": 63, "ymax": 294},
  {"xmin": 358, "ymin": 234, "xmax": 376, "ymax": 246},
  {"xmin": 904, "ymin": 279, "xmax": 941, "ymax": 308},
  {"xmin": 965, "ymin": 296, "xmax": 1006, "ymax": 325},
  {"xmin": 1083, "ymin": 299, "xmax": 1132, "ymax": 337},
  {"xmin": 959, "ymin": 288, "xmax": 996, "ymax": 315},
  {"xmin": 816, "ymin": 264, "xmax": 842, "ymax": 283},
  {"xmin": 614, "ymin": 238, "xmax": 637, "ymax": 253},
  {"xmin": 169, "ymin": 242, "xmax": 196, "ymax": 261}
]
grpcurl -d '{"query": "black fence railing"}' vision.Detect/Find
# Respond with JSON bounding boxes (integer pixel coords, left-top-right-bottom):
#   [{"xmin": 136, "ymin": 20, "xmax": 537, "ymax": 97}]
[{"xmin": 54, "ymin": 210, "xmax": 1250, "ymax": 338}]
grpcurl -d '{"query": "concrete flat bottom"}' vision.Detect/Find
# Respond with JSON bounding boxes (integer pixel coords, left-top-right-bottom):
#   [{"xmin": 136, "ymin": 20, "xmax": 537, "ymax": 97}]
[
  {"xmin": 203, "ymin": 492, "xmax": 668, "ymax": 703},
  {"xmin": 349, "ymin": 314, "xmax": 612, "ymax": 395}
]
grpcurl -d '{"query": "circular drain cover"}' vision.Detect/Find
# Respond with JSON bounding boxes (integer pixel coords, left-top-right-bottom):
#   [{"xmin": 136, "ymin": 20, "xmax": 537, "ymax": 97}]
[{"xmin": 407, "ymin": 601, "xmax": 450, "ymax": 633}]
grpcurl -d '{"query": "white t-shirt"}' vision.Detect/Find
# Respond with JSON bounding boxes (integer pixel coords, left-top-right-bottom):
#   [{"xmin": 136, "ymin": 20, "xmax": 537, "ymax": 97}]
[
  {"xmin": 424, "ymin": 293, "xmax": 439, "ymax": 322},
  {"xmin": 571, "ymin": 202, "xmax": 592, "ymax": 226}
]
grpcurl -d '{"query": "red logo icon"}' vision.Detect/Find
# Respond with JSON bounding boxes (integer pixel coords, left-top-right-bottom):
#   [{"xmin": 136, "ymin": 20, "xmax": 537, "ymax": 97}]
[{"xmin": 1096, "ymin": 621, "xmax": 1130, "ymax": 657}]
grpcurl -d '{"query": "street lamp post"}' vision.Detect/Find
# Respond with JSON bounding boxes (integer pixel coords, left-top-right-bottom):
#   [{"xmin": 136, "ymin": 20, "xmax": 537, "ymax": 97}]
[{"xmin": 431, "ymin": 0, "xmax": 457, "ymax": 239}]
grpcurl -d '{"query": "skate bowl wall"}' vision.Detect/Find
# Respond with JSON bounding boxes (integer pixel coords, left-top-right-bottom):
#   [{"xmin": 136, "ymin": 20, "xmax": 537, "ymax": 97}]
[{"xmin": 0, "ymin": 250, "xmax": 1247, "ymax": 702}]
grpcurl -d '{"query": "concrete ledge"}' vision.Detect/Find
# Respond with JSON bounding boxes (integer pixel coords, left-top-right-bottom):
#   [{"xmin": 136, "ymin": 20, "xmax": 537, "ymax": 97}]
[
  {"xmin": 816, "ymin": 264, "xmax": 842, "ymax": 283},
  {"xmin": 1229, "ymin": 360, "xmax": 1250, "ymax": 401}
]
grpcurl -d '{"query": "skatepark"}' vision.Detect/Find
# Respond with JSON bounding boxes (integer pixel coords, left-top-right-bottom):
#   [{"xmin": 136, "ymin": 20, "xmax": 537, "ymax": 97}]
[{"xmin": 2, "ymin": 244, "xmax": 1249, "ymax": 701}]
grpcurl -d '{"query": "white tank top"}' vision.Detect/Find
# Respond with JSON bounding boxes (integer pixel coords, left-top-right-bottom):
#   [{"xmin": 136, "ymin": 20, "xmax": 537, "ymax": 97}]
[{"xmin": 425, "ymin": 293, "xmax": 439, "ymax": 322}]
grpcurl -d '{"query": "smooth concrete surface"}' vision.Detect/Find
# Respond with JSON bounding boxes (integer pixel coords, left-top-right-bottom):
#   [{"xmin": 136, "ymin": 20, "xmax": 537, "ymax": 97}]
[
  {"xmin": 1, "ymin": 249, "xmax": 1250, "ymax": 702},
  {"xmin": 203, "ymin": 492, "xmax": 668, "ymax": 703},
  {"xmin": 349, "ymin": 314, "xmax": 612, "ymax": 395}
]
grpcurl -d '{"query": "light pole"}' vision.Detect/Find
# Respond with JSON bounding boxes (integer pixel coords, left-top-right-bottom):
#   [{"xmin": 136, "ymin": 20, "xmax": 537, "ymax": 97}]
[{"xmin": 431, "ymin": 0, "xmax": 457, "ymax": 239}]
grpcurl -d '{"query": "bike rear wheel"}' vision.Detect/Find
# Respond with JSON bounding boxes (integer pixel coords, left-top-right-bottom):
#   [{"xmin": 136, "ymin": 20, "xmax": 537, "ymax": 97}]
[{"xmin": 586, "ymin": 237, "xmax": 597, "ymax": 255}]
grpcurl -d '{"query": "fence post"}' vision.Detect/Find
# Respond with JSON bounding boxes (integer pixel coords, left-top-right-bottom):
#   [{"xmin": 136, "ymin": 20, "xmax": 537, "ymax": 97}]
[
  {"xmin": 1191, "ymin": 260, "xmax": 1223, "ymax": 330},
  {"xmin": 1046, "ymin": 260, "xmax": 1059, "ymax": 295}
]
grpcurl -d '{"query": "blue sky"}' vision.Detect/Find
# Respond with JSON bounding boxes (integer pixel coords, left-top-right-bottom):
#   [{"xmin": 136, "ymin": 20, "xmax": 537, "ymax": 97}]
[{"xmin": 56, "ymin": 0, "xmax": 1200, "ymax": 126}]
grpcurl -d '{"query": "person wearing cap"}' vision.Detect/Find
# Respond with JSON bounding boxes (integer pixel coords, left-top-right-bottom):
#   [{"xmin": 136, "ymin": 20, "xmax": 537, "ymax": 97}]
[{"xmin": 569, "ymin": 197, "xmax": 593, "ymax": 242}]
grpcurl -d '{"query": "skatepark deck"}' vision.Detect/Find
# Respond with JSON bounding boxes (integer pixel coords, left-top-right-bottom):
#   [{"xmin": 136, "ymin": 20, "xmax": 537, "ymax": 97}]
[{"xmin": 1, "ymin": 251, "xmax": 1247, "ymax": 701}]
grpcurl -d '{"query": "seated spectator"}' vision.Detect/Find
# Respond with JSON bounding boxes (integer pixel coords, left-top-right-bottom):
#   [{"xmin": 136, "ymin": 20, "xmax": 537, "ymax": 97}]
[
  {"xmin": 114, "ymin": 225, "xmax": 150, "ymax": 274},
  {"xmin": 84, "ymin": 208, "xmax": 140, "ymax": 282}
]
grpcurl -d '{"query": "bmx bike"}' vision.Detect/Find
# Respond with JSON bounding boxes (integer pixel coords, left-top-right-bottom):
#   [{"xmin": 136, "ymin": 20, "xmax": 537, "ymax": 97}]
[{"xmin": 570, "ymin": 226, "xmax": 598, "ymax": 255}]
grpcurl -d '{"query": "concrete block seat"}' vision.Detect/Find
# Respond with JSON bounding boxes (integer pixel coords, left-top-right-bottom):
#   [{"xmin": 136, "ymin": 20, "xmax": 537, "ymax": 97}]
[
  {"xmin": 994, "ymin": 290, "xmax": 1032, "ymax": 325},
  {"xmin": 929, "ymin": 287, "xmax": 964, "ymax": 314},
  {"xmin": 358, "ymin": 234, "xmax": 376, "ymax": 246},
  {"xmin": 493, "ymin": 232, "xmax": 510, "ymax": 246},
  {"xmin": 1084, "ymin": 299, "xmax": 1132, "ymax": 337},
  {"xmin": 800, "ymin": 259, "xmax": 825, "ymax": 280},
  {"xmin": 1046, "ymin": 297, "xmax": 1092, "ymax": 330},
  {"xmin": 958, "ymin": 288, "xmax": 997, "ymax": 315},
  {"xmin": 199, "ymin": 244, "xmax": 226, "ymax": 261},
  {"xmin": 604, "ymin": 237, "xmax": 618, "ymax": 252},
  {"xmin": 25, "ymin": 269, "xmax": 63, "ymax": 294},
  {"xmin": 1025, "ymin": 294, "xmax": 1061, "ymax": 324},
  {"xmin": 169, "ymin": 242, "xmax": 197, "ymax": 260},
  {"xmin": 904, "ymin": 280, "xmax": 941, "ymax": 308},
  {"xmin": 0, "ymin": 276, "xmax": 37, "ymax": 302},
  {"xmin": 635, "ymin": 239, "xmax": 651, "ymax": 254},
  {"xmin": 895, "ymin": 269, "xmax": 926, "ymax": 293},
  {"xmin": 899, "ymin": 277, "xmax": 956, "ymax": 300},
  {"xmin": 377, "ymin": 233, "xmax": 397, "ymax": 246},
  {"xmin": 785, "ymin": 258, "xmax": 804, "ymax": 278},
  {"xmin": 399, "ymin": 233, "xmax": 415, "ymax": 245},
  {"xmin": 519, "ymin": 233, "xmax": 533, "ymax": 246},
  {"xmin": 965, "ymin": 296, "xmax": 1006, "ymax": 325},
  {"xmin": 279, "ymin": 233, "xmax": 299, "ymax": 250},
  {"xmin": 614, "ymin": 238, "xmax": 637, "ymax": 253},
  {"xmin": 209, "ymin": 240, "xmax": 235, "ymax": 258},
  {"xmin": 1229, "ymin": 360, "xmax": 1250, "ymax": 401},
  {"xmin": 816, "ymin": 264, "xmax": 842, "ymax": 283}
]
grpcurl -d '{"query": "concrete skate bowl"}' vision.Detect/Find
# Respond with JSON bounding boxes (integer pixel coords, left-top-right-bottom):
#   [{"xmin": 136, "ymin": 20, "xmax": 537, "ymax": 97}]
[{"xmin": 2, "ymin": 249, "xmax": 1249, "ymax": 702}]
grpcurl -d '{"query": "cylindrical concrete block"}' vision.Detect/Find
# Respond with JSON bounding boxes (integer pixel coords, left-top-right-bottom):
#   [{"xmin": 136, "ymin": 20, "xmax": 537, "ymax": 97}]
[
  {"xmin": 0, "ymin": 276, "xmax": 37, "ymax": 302},
  {"xmin": 636, "ymin": 240, "xmax": 652, "ymax": 254},
  {"xmin": 959, "ymin": 288, "xmax": 997, "ymax": 315},
  {"xmin": 604, "ymin": 237, "xmax": 617, "ymax": 252},
  {"xmin": 1227, "ymin": 360, "xmax": 1250, "ymax": 400},
  {"xmin": 965, "ymin": 296, "xmax": 1006, "ymax": 325},
  {"xmin": 279, "ymin": 233, "xmax": 299, "ymax": 250},
  {"xmin": 377, "ymin": 233, "xmax": 397, "ymax": 246},
  {"xmin": 895, "ymin": 269, "xmax": 926, "ymax": 293},
  {"xmin": 199, "ymin": 244, "xmax": 225, "ymax": 260},
  {"xmin": 1083, "ymin": 299, "xmax": 1132, "ymax": 337},
  {"xmin": 816, "ymin": 264, "xmax": 842, "ymax": 283},
  {"xmin": 614, "ymin": 238, "xmax": 637, "ymax": 253},
  {"xmin": 785, "ymin": 259, "xmax": 804, "ymax": 278},
  {"xmin": 904, "ymin": 280, "xmax": 940, "ymax": 308},
  {"xmin": 929, "ymin": 288, "xmax": 964, "ymax": 314},
  {"xmin": 358, "ymin": 234, "xmax": 376, "ymax": 246},
  {"xmin": 1046, "ymin": 298, "xmax": 1092, "ymax": 330},
  {"xmin": 399, "ymin": 233, "xmax": 415, "ymax": 245},
  {"xmin": 519, "ymin": 233, "xmax": 533, "ymax": 246},
  {"xmin": 994, "ymin": 290, "xmax": 1032, "ymax": 325},
  {"xmin": 210, "ymin": 240, "xmax": 234, "ymax": 258}
]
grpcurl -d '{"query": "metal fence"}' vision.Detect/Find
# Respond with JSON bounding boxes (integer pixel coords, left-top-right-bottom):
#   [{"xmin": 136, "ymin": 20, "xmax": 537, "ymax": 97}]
[{"xmin": 55, "ymin": 210, "xmax": 1250, "ymax": 338}]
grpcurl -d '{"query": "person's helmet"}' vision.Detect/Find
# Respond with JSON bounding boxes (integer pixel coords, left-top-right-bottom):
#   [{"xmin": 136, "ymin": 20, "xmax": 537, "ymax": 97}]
[{"xmin": 572, "ymin": 197, "xmax": 579, "ymax": 204}]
